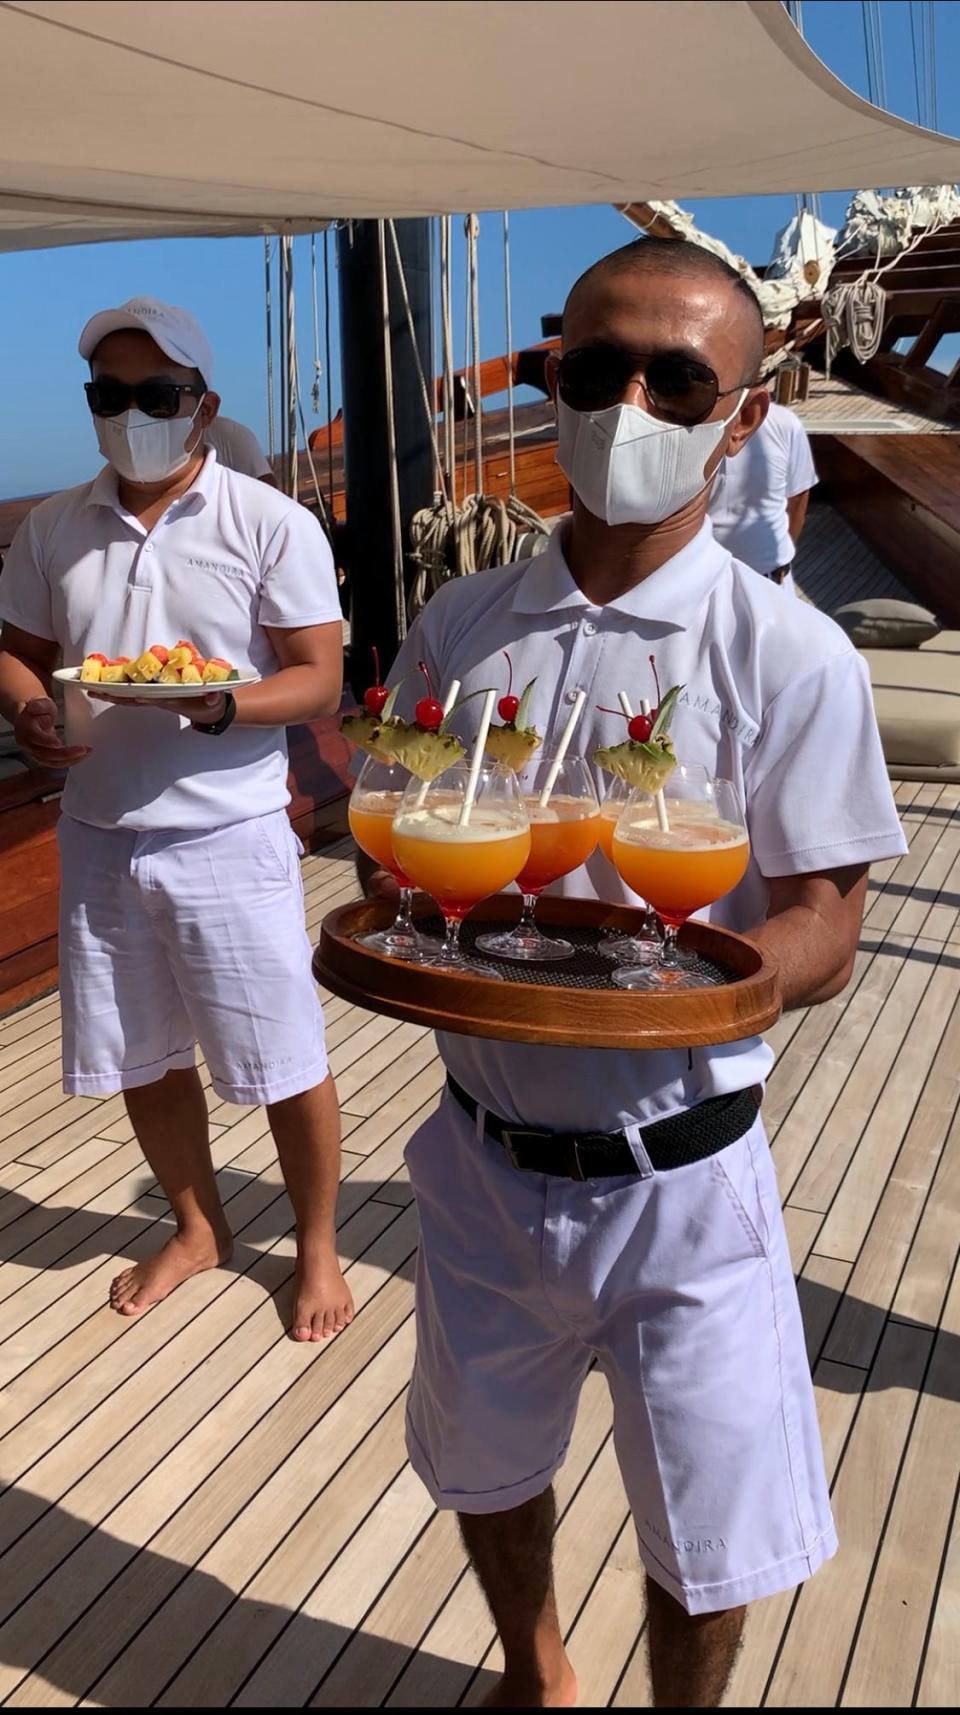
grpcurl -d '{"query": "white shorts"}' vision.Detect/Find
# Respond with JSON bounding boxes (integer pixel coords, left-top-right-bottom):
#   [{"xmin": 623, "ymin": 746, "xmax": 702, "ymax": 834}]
[
  {"xmin": 57, "ymin": 811, "xmax": 328, "ymax": 1105},
  {"xmin": 404, "ymin": 1092, "xmax": 837, "ymax": 1616}
]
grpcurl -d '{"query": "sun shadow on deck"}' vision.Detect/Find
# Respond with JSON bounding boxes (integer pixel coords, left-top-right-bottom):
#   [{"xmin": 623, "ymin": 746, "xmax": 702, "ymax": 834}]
[{"xmin": 0, "ymin": 1484, "xmax": 495, "ymax": 1706}]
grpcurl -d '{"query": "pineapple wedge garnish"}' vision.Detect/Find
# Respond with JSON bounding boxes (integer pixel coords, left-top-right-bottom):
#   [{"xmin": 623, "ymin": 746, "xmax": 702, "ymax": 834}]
[
  {"xmin": 484, "ymin": 676, "xmax": 540, "ymax": 768},
  {"xmin": 593, "ymin": 685, "xmax": 683, "ymax": 792},
  {"xmin": 382, "ymin": 721, "xmax": 465, "ymax": 782}
]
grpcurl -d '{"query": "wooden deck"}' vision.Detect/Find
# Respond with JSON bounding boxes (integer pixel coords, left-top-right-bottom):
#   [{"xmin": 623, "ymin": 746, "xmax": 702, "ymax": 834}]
[{"xmin": 0, "ymin": 796, "xmax": 957, "ymax": 1708}]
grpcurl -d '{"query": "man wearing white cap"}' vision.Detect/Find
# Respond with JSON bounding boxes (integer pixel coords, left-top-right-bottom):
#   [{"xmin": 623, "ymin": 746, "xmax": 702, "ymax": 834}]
[
  {"xmin": 0, "ymin": 297, "xmax": 353, "ymax": 1342},
  {"xmin": 358, "ymin": 241, "xmax": 906, "ymax": 1705}
]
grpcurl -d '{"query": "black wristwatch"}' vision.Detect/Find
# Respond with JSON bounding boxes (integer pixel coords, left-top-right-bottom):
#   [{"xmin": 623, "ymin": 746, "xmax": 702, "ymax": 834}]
[{"xmin": 192, "ymin": 691, "xmax": 237, "ymax": 736}]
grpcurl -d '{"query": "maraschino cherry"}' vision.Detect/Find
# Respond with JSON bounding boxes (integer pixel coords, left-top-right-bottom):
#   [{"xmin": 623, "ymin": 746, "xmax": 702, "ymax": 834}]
[
  {"xmin": 414, "ymin": 662, "xmax": 444, "ymax": 732},
  {"xmin": 597, "ymin": 706, "xmax": 653, "ymax": 742},
  {"xmin": 362, "ymin": 646, "xmax": 389, "ymax": 716},
  {"xmin": 497, "ymin": 650, "xmax": 520, "ymax": 724},
  {"xmin": 596, "ymin": 656, "xmax": 665, "ymax": 741}
]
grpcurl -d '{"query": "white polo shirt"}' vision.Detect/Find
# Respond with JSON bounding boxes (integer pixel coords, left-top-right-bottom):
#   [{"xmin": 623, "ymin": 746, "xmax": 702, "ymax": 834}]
[
  {"xmin": 388, "ymin": 519, "xmax": 906, "ymax": 1132},
  {"xmin": 0, "ymin": 450, "xmax": 341, "ymax": 832},
  {"xmin": 205, "ymin": 415, "xmax": 272, "ymax": 480},
  {"xmin": 708, "ymin": 401, "xmax": 817, "ymax": 574}
]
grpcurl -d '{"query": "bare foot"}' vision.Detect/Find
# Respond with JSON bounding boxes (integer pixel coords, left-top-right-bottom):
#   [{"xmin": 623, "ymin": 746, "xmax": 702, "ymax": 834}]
[
  {"xmin": 291, "ymin": 1246, "xmax": 355, "ymax": 1342},
  {"xmin": 483, "ymin": 1661, "xmax": 578, "ymax": 1708},
  {"xmin": 110, "ymin": 1228, "xmax": 232, "ymax": 1317}
]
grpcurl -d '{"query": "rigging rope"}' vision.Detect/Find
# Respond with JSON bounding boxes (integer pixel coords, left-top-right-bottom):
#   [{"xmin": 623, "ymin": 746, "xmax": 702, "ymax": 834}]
[
  {"xmin": 386, "ymin": 220, "xmax": 450, "ymax": 512},
  {"xmin": 377, "ymin": 219, "xmax": 407, "ymax": 643},
  {"xmin": 263, "ymin": 237, "xmax": 276, "ymax": 465},
  {"xmin": 502, "ymin": 210, "xmax": 517, "ymax": 495},
  {"xmin": 323, "ymin": 228, "xmax": 334, "ymax": 515},
  {"xmin": 404, "ymin": 209, "xmax": 549, "ymax": 621},
  {"xmin": 861, "ymin": 0, "xmax": 888, "ymax": 111},
  {"xmin": 281, "ymin": 234, "xmax": 298, "ymax": 502},
  {"xmin": 310, "ymin": 233, "xmax": 322, "ymax": 415},
  {"xmin": 822, "ymin": 278, "xmax": 886, "ymax": 373},
  {"xmin": 466, "ymin": 214, "xmax": 483, "ymax": 496}
]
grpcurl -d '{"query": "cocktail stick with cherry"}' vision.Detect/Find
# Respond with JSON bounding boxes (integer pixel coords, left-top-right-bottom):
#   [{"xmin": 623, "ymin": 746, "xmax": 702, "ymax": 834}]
[{"xmin": 594, "ymin": 659, "xmax": 684, "ymax": 962}]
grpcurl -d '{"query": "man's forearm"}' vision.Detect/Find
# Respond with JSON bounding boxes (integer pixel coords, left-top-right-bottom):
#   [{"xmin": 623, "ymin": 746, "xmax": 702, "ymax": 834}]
[
  {"xmin": 0, "ymin": 650, "xmax": 51, "ymax": 724},
  {"xmin": 751, "ymin": 904, "xmax": 856, "ymax": 1011},
  {"xmin": 233, "ymin": 663, "xmax": 342, "ymax": 727}
]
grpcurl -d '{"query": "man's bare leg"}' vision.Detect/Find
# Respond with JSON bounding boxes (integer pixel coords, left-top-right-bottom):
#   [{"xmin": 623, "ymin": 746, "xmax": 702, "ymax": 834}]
[
  {"xmin": 267, "ymin": 1074, "xmax": 355, "ymax": 1343},
  {"xmin": 645, "ymin": 1573, "xmax": 746, "ymax": 1708},
  {"xmin": 459, "ymin": 1489, "xmax": 577, "ymax": 1709},
  {"xmin": 111, "ymin": 1065, "xmax": 233, "ymax": 1316}
]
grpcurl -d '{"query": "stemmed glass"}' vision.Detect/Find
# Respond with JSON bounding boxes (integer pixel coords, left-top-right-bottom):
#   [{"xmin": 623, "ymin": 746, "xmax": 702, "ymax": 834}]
[
  {"xmin": 475, "ymin": 754, "xmax": 599, "ymax": 962},
  {"xmin": 596, "ymin": 773, "xmax": 662, "ymax": 965},
  {"xmin": 348, "ymin": 757, "xmax": 437, "ymax": 961},
  {"xmin": 609, "ymin": 771, "xmax": 750, "ymax": 989},
  {"xmin": 391, "ymin": 762, "xmax": 531, "ymax": 979}
]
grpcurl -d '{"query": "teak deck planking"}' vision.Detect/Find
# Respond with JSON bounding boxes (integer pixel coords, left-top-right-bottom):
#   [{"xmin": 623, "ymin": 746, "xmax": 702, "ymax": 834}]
[{"xmin": 0, "ymin": 783, "xmax": 957, "ymax": 1706}]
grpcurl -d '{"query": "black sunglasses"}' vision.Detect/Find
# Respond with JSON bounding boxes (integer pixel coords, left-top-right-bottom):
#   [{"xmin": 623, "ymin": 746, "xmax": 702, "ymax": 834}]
[
  {"xmin": 557, "ymin": 343, "xmax": 754, "ymax": 427},
  {"xmin": 84, "ymin": 379, "xmax": 206, "ymax": 421}
]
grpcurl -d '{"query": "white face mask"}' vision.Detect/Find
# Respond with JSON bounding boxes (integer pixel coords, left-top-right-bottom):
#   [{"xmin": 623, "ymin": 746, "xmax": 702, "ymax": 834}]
[
  {"xmin": 556, "ymin": 391, "xmax": 746, "ymax": 527},
  {"xmin": 95, "ymin": 397, "xmax": 205, "ymax": 484}
]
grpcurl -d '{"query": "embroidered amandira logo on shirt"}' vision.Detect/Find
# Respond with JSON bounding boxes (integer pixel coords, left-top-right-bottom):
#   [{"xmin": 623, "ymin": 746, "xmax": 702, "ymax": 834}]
[
  {"xmin": 186, "ymin": 557, "xmax": 247, "ymax": 579},
  {"xmin": 676, "ymin": 688, "xmax": 758, "ymax": 748}
]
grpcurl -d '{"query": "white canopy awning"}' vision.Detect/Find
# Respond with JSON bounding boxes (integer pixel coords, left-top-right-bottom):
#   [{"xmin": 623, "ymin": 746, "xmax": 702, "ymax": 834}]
[{"xmin": 2, "ymin": 0, "xmax": 960, "ymax": 252}]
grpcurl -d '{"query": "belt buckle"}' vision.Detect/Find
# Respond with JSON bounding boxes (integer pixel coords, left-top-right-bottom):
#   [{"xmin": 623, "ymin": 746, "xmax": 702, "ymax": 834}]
[{"xmin": 499, "ymin": 1126, "xmax": 555, "ymax": 1172}]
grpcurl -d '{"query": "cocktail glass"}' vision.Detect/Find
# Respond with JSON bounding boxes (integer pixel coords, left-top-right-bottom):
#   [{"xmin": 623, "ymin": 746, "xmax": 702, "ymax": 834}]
[
  {"xmin": 348, "ymin": 757, "xmax": 438, "ymax": 961},
  {"xmin": 609, "ymin": 773, "xmax": 749, "ymax": 989},
  {"xmin": 475, "ymin": 755, "xmax": 599, "ymax": 962},
  {"xmin": 392, "ymin": 763, "xmax": 531, "ymax": 979},
  {"xmin": 596, "ymin": 773, "xmax": 663, "ymax": 964}
]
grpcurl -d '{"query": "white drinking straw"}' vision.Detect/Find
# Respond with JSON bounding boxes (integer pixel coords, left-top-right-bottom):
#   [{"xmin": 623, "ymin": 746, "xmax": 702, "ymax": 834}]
[
  {"xmin": 459, "ymin": 687, "xmax": 497, "ymax": 827},
  {"xmin": 539, "ymin": 687, "xmax": 586, "ymax": 807},
  {"xmin": 443, "ymin": 678, "xmax": 462, "ymax": 718},
  {"xmin": 618, "ymin": 691, "xmax": 634, "ymax": 719},
  {"xmin": 414, "ymin": 678, "xmax": 462, "ymax": 807},
  {"xmin": 641, "ymin": 696, "xmax": 671, "ymax": 833}
]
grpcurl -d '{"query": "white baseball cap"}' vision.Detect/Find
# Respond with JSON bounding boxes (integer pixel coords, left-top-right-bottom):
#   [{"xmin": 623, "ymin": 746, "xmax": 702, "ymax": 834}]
[{"xmin": 78, "ymin": 296, "xmax": 214, "ymax": 385}]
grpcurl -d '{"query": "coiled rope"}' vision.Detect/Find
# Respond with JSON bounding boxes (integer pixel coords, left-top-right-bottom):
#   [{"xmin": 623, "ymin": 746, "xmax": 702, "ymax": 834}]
[{"xmin": 400, "ymin": 212, "xmax": 550, "ymax": 621}]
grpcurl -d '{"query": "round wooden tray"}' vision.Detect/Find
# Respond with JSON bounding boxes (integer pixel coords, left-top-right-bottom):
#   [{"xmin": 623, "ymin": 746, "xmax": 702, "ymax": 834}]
[{"xmin": 314, "ymin": 897, "xmax": 781, "ymax": 1050}]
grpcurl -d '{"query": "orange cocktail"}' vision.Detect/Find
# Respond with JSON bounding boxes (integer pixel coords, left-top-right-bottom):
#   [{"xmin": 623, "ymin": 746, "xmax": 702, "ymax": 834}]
[
  {"xmin": 348, "ymin": 790, "xmax": 410, "ymax": 886},
  {"xmin": 597, "ymin": 802, "xmax": 620, "ymax": 865},
  {"xmin": 612, "ymin": 812, "xmax": 750, "ymax": 928},
  {"xmin": 518, "ymin": 796, "xmax": 599, "ymax": 893},
  {"xmin": 392, "ymin": 802, "xmax": 531, "ymax": 920}
]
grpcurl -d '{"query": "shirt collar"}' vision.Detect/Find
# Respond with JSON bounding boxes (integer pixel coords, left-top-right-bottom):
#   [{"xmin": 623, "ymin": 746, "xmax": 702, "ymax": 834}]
[
  {"xmin": 511, "ymin": 516, "xmax": 728, "ymax": 631},
  {"xmin": 85, "ymin": 446, "xmax": 218, "ymax": 516}
]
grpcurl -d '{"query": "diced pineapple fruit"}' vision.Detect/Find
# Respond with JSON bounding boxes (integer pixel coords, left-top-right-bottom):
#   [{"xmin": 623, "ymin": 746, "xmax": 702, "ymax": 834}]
[
  {"xmin": 130, "ymin": 650, "xmax": 164, "ymax": 683},
  {"xmin": 80, "ymin": 656, "xmax": 104, "ymax": 683},
  {"xmin": 159, "ymin": 664, "xmax": 182, "ymax": 684},
  {"xmin": 100, "ymin": 663, "xmax": 128, "ymax": 684},
  {"xmin": 202, "ymin": 661, "xmax": 230, "ymax": 684},
  {"xmin": 167, "ymin": 646, "xmax": 194, "ymax": 672},
  {"xmin": 181, "ymin": 664, "xmax": 204, "ymax": 685}
]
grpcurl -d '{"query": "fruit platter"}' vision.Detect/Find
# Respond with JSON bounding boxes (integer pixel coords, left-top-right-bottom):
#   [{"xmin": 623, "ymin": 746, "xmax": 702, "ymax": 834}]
[{"xmin": 55, "ymin": 641, "xmax": 261, "ymax": 698}]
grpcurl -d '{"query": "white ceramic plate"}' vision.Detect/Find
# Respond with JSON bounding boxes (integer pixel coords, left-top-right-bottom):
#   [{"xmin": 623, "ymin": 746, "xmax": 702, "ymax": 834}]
[{"xmin": 55, "ymin": 667, "xmax": 261, "ymax": 699}]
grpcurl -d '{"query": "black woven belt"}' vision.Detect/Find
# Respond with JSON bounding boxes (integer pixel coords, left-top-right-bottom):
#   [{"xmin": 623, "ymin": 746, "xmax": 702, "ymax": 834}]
[{"xmin": 446, "ymin": 1075, "xmax": 760, "ymax": 1181}]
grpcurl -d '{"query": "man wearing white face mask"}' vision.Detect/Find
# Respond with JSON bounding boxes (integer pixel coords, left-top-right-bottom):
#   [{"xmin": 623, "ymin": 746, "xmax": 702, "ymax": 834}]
[
  {"xmin": 0, "ymin": 297, "xmax": 355, "ymax": 1344},
  {"xmin": 355, "ymin": 240, "xmax": 906, "ymax": 1707}
]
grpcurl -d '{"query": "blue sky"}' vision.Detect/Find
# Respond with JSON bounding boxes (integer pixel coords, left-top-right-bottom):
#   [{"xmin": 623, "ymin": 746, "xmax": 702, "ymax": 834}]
[{"xmin": 3, "ymin": 0, "xmax": 959, "ymax": 499}]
